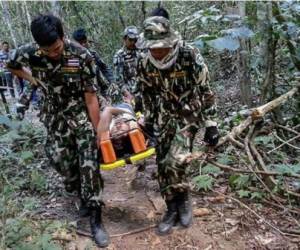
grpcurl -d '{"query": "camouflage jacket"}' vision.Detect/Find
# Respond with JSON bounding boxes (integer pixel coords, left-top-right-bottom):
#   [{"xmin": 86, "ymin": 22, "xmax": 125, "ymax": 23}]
[
  {"xmin": 7, "ymin": 39, "xmax": 98, "ymax": 131},
  {"xmin": 113, "ymin": 46, "xmax": 139, "ymax": 92},
  {"xmin": 135, "ymin": 44, "xmax": 217, "ymax": 137},
  {"xmin": 89, "ymin": 49, "xmax": 114, "ymax": 96}
]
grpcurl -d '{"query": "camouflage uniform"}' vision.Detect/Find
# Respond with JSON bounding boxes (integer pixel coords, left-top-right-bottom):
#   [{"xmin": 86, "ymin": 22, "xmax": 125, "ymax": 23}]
[
  {"xmin": 89, "ymin": 49, "xmax": 114, "ymax": 97},
  {"xmin": 0, "ymin": 49, "xmax": 15, "ymax": 97},
  {"xmin": 135, "ymin": 41, "xmax": 216, "ymax": 200},
  {"xmin": 113, "ymin": 26, "xmax": 140, "ymax": 100},
  {"xmin": 7, "ymin": 40, "xmax": 103, "ymax": 207},
  {"xmin": 113, "ymin": 46, "xmax": 139, "ymax": 93}
]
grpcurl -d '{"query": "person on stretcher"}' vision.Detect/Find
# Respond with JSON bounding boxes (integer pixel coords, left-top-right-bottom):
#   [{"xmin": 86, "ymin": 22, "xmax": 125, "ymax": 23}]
[{"xmin": 97, "ymin": 101, "xmax": 150, "ymax": 164}]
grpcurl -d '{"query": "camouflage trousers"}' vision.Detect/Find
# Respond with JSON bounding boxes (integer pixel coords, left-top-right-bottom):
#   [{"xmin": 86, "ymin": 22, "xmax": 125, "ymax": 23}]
[
  {"xmin": 44, "ymin": 119, "xmax": 103, "ymax": 208},
  {"xmin": 156, "ymin": 124, "xmax": 197, "ymax": 201}
]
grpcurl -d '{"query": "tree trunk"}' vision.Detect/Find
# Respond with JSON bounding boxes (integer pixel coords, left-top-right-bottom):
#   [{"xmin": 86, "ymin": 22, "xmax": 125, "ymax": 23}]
[
  {"xmin": 273, "ymin": 2, "xmax": 300, "ymax": 71},
  {"xmin": 0, "ymin": 1, "xmax": 17, "ymax": 48},
  {"xmin": 23, "ymin": 1, "xmax": 32, "ymax": 26},
  {"xmin": 114, "ymin": 1, "xmax": 126, "ymax": 29},
  {"xmin": 258, "ymin": 2, "xmax": 278, "ymax": 103},
  {"xmin": 237, "ymin": 2, "xmax": 252, "ymax": 107},
  {"xmin": 141, "ymin": 1, "xmax": 147, "ymax": 23},
  {"xmin": 22, "ymin": 1, "xmax": 33, "ymax": 42},
  {"xmin": 51, "ymin": 0, "xmax": 61, "ymax": 17}
]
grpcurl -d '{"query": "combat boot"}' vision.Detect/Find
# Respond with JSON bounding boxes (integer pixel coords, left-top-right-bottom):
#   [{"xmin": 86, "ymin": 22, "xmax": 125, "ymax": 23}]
[
  {"xmin": 177, "ymin": 191, "xmax": 193, "ymax": 227},
  {"xmin": 157, "ymin": 198, "xmax": 178, "ymax": 235},
  {"xmin": 90, "ymin": 207, "xmax": 110, "ymax": 248},
  {"xmin": 79, "ymin": 199, "xmax": 90, "ymax": 217}
]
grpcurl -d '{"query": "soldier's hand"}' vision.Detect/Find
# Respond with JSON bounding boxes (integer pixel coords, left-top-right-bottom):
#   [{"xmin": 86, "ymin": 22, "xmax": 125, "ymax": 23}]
[
  {"xmin": 15, "ymin": 103, "xmax": 26, "ymax": 120},
  {"xmin": 106, "ymin": 83, "xmax": 120, "ymax": 97},
  {"xmin": 123, "ymin": 90, "xmax": 134, "ymax": 104},
  {"xmin": 204, "ymin": 126, "xmax": 219, "ymax": 146}
]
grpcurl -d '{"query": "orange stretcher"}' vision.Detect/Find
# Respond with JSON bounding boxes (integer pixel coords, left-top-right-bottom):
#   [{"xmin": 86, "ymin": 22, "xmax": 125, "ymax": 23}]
[{"xmin": 99, "ymin": 118, "xmax": 155, "ymax": 171}]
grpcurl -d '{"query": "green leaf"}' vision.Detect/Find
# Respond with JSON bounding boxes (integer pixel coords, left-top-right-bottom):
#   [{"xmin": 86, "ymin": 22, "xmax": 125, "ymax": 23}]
[
  {"xmin": 202, "ymin": 164, "xmax": 221, "ymax": 175},
  {"xmin": 192, "ymin": 175, "xmax": 214, "ymax": 191},
  {"xmin": 30, "ymin": 170, "xmax": 46, "ymax": 192},
  {"xmin": 250, "ymin": 192, "xmax": 264, "ymax": 200},
  {"xmin": 217, "ymin": 153, "xmax": 233, "ymax": 165},
  {"xmin": 229, "ymin": 174, "xmax": 251, "ymax": 190},
  {"xmin": 271, "ymin": 164, "xmax": 300, "ymax": 175},
  {"xmin": 20, "ymin": 151, "xmax": 34, "ymax": 162},
  {"xmin": 207, "ymin": 36, "xmax": 240, "ymax": 51},
  {"xmin": 221, "ymin": 26, "xmax": 254, "ymax": 39},
  {"xmin": 193, "ymin": 39, "xmax": 204, "ymax": 49},
  {"xmin": 237, "ymin": 190, "xmax": 250, "ymax": 198}
]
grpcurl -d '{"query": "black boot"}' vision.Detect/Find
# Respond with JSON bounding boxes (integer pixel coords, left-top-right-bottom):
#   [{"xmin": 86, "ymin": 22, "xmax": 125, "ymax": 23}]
[
  {"xmin": 90, "ymin": 207, "xmax": 110, "ymax": 248},
  {"xmin": 79, "ymin": 199, "xmax": 90, "ymax": 217},
  {"xmin": 157, "ymin": 198, "xmax": 178, "ymax": 235},
  {"xmin": 177, "ymin": 191, "xmax": 193, "ymax": 227}
]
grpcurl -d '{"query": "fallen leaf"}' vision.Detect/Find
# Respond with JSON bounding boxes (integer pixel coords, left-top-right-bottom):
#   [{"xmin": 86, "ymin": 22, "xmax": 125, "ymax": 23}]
[
  {"xmin": 152, "ymin": 236, "xmax": 161, "ymax": 246},
  {"xmin": 254, "ymin": 235, "xmax": 276, "ymax": 245},
  {"xmin": 194, "ymin": 208, "xmax": 210, "ymax": 217},
  {"xmin": 221, "ymin": 225, "xmax": 239, "ymax": 236},
  {"xmin": 146, "ymin": 210, "xmax": 155, "ymax": 220},
  {"xmin": 225, "ymin": 218, "xmax": 239, "ymax": 226},
  {"xmin": 203, "ymin": 244, "xmax": 213, "ymax": 250},
  {"xmin": 211, "ymin": 195, "xmax": 225, "ymax": 203}
]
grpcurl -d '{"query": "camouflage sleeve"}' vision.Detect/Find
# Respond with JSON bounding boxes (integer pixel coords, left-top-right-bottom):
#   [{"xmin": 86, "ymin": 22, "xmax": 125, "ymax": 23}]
[
  {"xmin": 132, "ymin": 58, "xmax": 144, "ymax": 113},
  {"xmin": 188, "ymin": 47, "xmax": 217, "ymax": 127},
  {"xmin": 6, "ymin": 44, "xmax": 34, "ymax": 70},
  {"xmin": 113, "ymin": 52, "xmax": 125, "ymax": 88},
  {"xmin": 19, "ymin": 80, "xmax": 36, "ymax": 107},
  {"xmin": 81, "ymin": 51, "xmax": 98, "ymax": 93},
  {"xmin": 93, "ymin": 51, "xmax": 114, "ymax": 83}
]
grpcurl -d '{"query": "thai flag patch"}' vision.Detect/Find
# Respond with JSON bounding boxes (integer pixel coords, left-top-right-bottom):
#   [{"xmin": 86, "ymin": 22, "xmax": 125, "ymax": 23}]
[{"xmin": 67, "ymin": 58, "xmax": 80, "ymax": 67}]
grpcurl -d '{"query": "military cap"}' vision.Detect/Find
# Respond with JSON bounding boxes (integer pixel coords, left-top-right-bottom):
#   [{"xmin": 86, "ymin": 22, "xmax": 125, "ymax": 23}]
[
  {"xmin": 72, "ymin": 28, "xmax": 87, "ymax": 42},
  {"xmin": 138, "ymin": 16, "xmax": 181, "ymax": 49},
  {"xmin": 123, "ymin": 26, "xmax": 139, "ymax": 39}
]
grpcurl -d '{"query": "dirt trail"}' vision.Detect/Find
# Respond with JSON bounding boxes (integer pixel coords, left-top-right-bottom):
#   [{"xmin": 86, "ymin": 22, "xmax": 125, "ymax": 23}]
[
  {"xmin": 34, "ymin": 155, "xmax": 299, "ymax": 250},
  {"xmin": 16, "ymin": 105, "xmax": 299, "ymax": 250}
]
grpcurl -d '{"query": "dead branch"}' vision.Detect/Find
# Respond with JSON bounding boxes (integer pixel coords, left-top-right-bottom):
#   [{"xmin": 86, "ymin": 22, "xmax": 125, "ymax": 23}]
[
  {"xmin": 275, "ymin": 124, "xmax": 300, "ymax": 135},
  {"xmin": 268, "ymin": 133, "xmax": 300, "ymax": 153},
  {"xmin": 213, "ymin": 191, "xmax": 298, "ymax": 237},
  {"xmin": 207, "ymin": 160, "xmax": 300, "ymax": 179},
  {"xmin": 217, "ymin": 85, "xmax": 300, "ymax": 147}
]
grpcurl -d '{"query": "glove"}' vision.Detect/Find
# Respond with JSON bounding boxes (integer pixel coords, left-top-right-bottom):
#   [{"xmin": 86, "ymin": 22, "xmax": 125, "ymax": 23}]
[
  {"xmin": 15, "ymin": 103, "xmax": 26, "ymax": 120},
  {"xmin": 204, "ymin": 126, "xmax": 219, "ymax": 146}
]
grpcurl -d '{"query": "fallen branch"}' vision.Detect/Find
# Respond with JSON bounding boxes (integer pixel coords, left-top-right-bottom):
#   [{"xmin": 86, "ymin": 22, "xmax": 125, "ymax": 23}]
[
  {"xmin": 268, "ymin": 133, "xmax": 300, "ymax": 153},
  {"xmin": 275, "ymin": 124, "xmax": 300, "ymax": 136},
  {"xmin": 213, "ymin": 191, "xmax": 298, "ymax": 237},
  {"xmin": 217, "ymin": 84, "xmax": 300, "ymax": 147},
  {"xmin": 206, "ymin": 160, "xmax": 300, "ymax": 179}
]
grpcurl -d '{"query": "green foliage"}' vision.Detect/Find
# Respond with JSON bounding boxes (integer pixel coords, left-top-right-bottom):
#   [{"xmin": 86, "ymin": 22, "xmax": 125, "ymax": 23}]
[
  {"xmin": 229, "ymin": 174, "xmax": 251, "ymax": 190},
  {"xmin": 217, "ymin": 153, "xmax": 234, "ymax": 165},
  {"xmin": 202, "ymin": 164, "xmax": 222, "ymax": 175},
  {"xmin": 271, "ymin": 163, "xmax": 300, "ymax": 176},
  {"xmin": 237, "ymin": 190, "xmax": 250, "ymax": 198},
  {"xmin": 254, "ymin": 136, "xmax": 274, "ymax": 148},
  {"xmin": 192, "ymin": 175, "xmax": 214, "ymax": 191},
  {"xmin": 29, "ymin": 169, "xmax": 47, "ymax": 192},
  {"xmin": 207, "ymin": 36, "xmax": 240, "ymax": 51},
  {"xmin": 20, "ymin": 151, "xmax": 34, "ymax": 163},
  {"xmin": 250, "ymin": 191, "xmax": 264, "ymax": 200}
]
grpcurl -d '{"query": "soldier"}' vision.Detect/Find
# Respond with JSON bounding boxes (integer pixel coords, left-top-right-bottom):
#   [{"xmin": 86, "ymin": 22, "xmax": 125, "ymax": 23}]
[
  {"xmin": 134, "ymin": 9, "xmax": 219, "ymax": 235},
  {"xmin": 0, "ymin": 41, "xmax": 15, "ymax": 98},
  {"xmin": 113, "ymin": 26, "xmax": 139, "ymax": 100},
  {"xmin": 72, "ymin": 28, "xmax": 114, "ymax": 99},
  {"xmin": 6, "ymin": 14, "xmax": 109, "ymax": 247}
]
